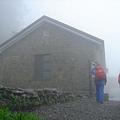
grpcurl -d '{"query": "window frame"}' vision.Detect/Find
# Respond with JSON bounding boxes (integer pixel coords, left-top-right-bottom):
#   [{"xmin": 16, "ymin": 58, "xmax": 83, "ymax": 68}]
[{"xmin": 34, "ymin": 54, "xmax": 51, "ymax": 80}]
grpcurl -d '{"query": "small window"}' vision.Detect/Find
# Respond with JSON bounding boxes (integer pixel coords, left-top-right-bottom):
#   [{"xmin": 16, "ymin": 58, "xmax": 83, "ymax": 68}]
[
  {"xmin": 34, "ymin": 54, "xmax": 51, "ymax": 80},
  {"xmin": 43, "ymin": 29, "xmax": 49, "ymax": 36}
]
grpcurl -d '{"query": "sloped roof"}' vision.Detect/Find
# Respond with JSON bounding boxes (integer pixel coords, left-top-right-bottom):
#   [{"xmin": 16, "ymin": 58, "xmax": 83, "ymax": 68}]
[{"xmin": 0, "ymin": 15, "xmax": 104, "ymax": 52}]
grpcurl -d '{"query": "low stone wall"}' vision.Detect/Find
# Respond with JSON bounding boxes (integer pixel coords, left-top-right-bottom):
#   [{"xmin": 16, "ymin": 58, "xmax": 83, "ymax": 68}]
[{"xmin": 0, "ymin": 86, "xmax": 77, "ymax": 104}]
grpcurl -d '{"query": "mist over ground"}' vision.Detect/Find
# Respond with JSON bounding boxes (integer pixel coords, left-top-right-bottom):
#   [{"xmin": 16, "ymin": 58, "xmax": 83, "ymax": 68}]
[
  {"xmin": 0, "ymin": 0, "xmax": 120, "ymax": 100},
  {"xmin": 105, "ymin": 76, "xmax": 120, "ymax": 101}
]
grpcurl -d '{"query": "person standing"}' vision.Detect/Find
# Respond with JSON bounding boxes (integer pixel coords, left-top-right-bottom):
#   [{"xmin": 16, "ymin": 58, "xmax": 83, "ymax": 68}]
[
  {"xmin": 92, "ymin": 64, "xmax": 107, "ymax": 103},
  {"xmin": 118, "ymin": 73, "xmax": 120, "ymax": 84}
]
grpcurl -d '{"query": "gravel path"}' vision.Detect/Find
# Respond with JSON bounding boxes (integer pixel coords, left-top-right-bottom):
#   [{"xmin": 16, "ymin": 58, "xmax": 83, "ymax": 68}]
[{"xmin": 34, "ymin": 98, "xmax": 120, "ymax": 120}]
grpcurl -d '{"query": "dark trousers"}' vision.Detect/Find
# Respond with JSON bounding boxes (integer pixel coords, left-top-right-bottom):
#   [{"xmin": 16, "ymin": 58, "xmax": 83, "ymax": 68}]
[{"xmin": 94, "ymin": 80, "xmax": 105, "ymax": 102}]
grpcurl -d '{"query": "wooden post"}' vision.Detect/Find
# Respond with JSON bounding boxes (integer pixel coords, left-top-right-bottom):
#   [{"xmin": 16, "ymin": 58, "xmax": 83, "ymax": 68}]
[{"xmin": 88, "ymin": 60, "xmax": 92, "ymax": 97}]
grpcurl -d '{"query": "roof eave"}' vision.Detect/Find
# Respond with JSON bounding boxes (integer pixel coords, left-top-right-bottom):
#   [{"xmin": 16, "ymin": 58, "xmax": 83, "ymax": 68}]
[{"xmin": 0, "ymin": 16, "xmax": 103, "ymax": 52}]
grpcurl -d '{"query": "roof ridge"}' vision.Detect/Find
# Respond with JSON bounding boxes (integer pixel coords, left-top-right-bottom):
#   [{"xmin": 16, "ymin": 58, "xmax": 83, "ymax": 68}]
[{"xmin": 0, "ymin": 15, "xmax": 104, "ymax": 50}]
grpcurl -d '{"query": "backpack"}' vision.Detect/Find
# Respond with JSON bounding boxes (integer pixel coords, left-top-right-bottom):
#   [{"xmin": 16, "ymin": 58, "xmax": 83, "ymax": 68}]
[{"xmin": 95, "ymin": 66, "xmax": 105, "ymax": 80}]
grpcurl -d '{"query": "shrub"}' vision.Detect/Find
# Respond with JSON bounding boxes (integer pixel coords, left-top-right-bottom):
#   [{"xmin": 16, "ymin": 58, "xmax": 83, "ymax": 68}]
[{"xmin": 0, "ymin": 108, "xmax": 44, "ymax": 120}]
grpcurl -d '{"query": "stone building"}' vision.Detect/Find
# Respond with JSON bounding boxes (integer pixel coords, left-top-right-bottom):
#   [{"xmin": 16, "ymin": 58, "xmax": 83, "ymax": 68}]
[{"xmin": 0, "ymin": 15, "xmax": 106, "ymax": 93}]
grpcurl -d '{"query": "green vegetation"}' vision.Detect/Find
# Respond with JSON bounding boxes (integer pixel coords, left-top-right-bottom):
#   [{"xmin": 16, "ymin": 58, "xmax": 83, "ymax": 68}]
[
  {"xmin": 0, "ymin": 92, "xmax": 77, "ymax": 111},
  {"xmin": 0, "ymin": 86, "xmax": 78, "ymax": 120},
  {"xmin": 0, "ymin": 108, "xmax": 44, "ymax": 120},
  {"xmin": 0, "ymin": 93, "xmax": 43, "ymax": 111}
]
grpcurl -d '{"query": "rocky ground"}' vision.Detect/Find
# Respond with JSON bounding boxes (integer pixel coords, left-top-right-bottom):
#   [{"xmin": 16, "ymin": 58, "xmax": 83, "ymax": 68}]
[
  {"xmin": 1, "ymin": 86, "xmax": 120, "ymax": 120},
  {"xmin": 34, "ymin": 98, "xmax": 120, "ymax": 120}
]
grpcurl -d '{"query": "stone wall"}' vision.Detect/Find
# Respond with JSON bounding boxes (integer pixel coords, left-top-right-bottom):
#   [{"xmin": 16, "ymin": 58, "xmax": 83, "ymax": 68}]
[
  {"xmin": 0, "ymin": 22, "xmax": 102, "ymax": 93},
  {"xmin": 0, "ymin": 86, "xmax": 77, "ymax": 104}
]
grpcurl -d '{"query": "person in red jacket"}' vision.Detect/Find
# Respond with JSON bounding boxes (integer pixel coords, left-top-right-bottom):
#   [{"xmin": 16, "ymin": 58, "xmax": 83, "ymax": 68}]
[{"xmin": 92, "ymin": 64, "xmax": 107, "ymax": 103}]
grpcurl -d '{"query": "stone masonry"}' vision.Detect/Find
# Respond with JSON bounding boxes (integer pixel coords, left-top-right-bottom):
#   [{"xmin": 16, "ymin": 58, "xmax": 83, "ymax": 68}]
[{"xmin": 0, "ymin": 20, "xmax": 105, "ymax": 94}]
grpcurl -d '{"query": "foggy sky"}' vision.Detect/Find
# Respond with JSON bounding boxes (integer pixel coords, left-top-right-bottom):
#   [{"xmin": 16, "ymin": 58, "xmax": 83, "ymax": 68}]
[
  {"xmin": 23, "ymin": 0, "xmax": 120, "ymax": 77},
  {"xmin": 0, "ymin": 0, "xmax": 27, "ymax": 42},
  {"xmin": 0, "ymin": 0, "xmax": 120, "ymax": 77}
]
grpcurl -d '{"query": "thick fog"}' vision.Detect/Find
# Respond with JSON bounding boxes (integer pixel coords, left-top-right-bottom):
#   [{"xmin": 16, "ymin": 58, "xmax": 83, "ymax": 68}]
[
  {"xmin": 0, "ymin": 0, "xmax": 28, "ymax": 42},
  {"xmin": 0, "ymin": 0, "xmax": 120, "ymax": 100}
]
